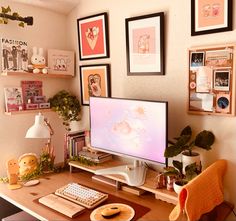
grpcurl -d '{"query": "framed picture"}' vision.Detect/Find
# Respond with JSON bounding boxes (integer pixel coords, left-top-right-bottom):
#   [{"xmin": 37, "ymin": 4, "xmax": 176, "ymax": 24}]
[
  {"xmin": 213, "ymin": 70, "xmax": 230, "ymax": 91},
  {"xmin": 47, "ymin": 49, "xmax": 74, "ymax": 76},
  {"xmin": 80, "ymin": 64, "xmax": 111, "ymax": 105},
  {"xmin": 125, "ymin": 12, "xmax": 164, "ymax": 75},
  {"xmin": 190, "ymin": 51, "xmax": 205, "ymax": 69},
  {"xmin": 77, "ymin": 12, "xmax": 109, "ymax": 60},
  {"xmin": 191, "ymin": 0, "xmax": 233, "ymax": 36}
]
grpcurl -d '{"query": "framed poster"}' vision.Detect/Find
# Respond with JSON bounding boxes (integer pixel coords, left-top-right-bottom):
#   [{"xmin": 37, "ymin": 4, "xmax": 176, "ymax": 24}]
[
  {"xmin": 191, "ymin": 0, "xmax": 233, "ymax": 36},
  {"xmin": 77, "ymin": 12, "xmax": 109, "ymax": 60},
  {"xmin": 47, "ymin": 49, "xmax": 74, "ymax": 76},
  {"xmin": 80, "ymin": 64, "xmax": 111, "ymax": 105},
  {"xmin": 125, "ymin": 12, "xmax": 164, "ymax": 75},
  {"xmin": 1, "ymin": 38, "xmax": 28, "ymax": 72}
]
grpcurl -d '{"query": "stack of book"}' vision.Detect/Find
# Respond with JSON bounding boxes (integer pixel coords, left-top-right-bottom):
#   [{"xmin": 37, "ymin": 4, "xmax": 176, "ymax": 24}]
[
  {"xmin": 64, "ymin": 130, "xmax": 86, "ymax": 161},
  {"xmin": 78, "ymin": 150, "xmax": 112, "ymax": 164}
]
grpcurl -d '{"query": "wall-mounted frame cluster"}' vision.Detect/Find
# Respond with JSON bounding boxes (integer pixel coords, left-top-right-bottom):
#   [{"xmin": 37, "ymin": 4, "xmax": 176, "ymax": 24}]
[{"xmin": 188, "ymin": 44, "xmax": 235, "ymax": 116}]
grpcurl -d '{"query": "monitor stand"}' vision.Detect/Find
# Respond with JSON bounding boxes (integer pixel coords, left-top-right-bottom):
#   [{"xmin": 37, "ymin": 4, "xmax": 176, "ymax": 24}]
[{"xmin": 95, "ymin": 160, "xmax": 147, "ymax": 186}]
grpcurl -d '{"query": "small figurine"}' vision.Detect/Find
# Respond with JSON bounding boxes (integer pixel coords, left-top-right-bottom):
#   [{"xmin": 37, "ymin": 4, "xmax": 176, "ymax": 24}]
[
  {"xmin": 18, "ymin": 153, "xmax": 38, "ymax": 177},
  {"xmin": 7, "ymin": 159, "xmax": 19, "ymax": 185},
  {"xmin": 28, "ymin": 47, "xmax": 48, "ymax": 74},
  {"xmin": 6, "ymin": 158, "xmax": 21, "ymax": 189}
]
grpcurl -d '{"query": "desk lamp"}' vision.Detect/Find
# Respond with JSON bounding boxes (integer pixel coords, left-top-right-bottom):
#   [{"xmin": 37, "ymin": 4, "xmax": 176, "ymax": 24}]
[{"xmin": 25, "ymin": 113, "xmax": 55, "ymax": 176}]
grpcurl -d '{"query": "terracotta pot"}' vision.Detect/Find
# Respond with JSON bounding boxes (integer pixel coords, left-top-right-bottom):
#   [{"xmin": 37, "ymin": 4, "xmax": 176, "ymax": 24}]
[{"xmin": 182, "ymin": 151, "xmax": 201, "ymax": 174}]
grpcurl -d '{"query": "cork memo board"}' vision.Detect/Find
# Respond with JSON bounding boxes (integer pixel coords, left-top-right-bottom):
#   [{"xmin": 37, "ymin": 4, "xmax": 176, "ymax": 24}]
[{"xmin": 188, "ymin": 44, "xmax": 235, "ymax": 116}]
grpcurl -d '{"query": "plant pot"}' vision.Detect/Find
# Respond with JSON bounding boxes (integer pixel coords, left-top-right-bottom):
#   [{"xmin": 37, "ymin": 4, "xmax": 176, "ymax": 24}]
[
  {"xmin": 69, "ymin": 120, "xmax": 80, "ymax": 132},
  {"xmin": 182, "ymin": 151, "xmax": 201, "ymax": 174},
  {"xmin": 173, "ymin": 180, "xmax": 188, "ymax": 194}
]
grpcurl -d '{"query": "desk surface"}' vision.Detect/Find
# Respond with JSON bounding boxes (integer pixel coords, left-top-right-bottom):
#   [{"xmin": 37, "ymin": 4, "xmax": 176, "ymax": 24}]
[{"xmin": 0, "ymin": 170, "xmax": 177, "ymax": 221}]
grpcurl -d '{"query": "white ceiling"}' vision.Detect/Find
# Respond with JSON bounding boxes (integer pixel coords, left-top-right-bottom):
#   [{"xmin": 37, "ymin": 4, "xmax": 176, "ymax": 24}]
[{"xmin": 11, "ymin": 0, "xmax": 79, "ymax": 15}]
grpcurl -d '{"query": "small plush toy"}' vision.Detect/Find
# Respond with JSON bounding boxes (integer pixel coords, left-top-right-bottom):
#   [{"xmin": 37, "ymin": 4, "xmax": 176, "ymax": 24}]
[
  {"xmin": 18, "ymin": 153, "xmax": 38, "ymax": 177},
  {"xmin": 6, "ymin": 159, "xmax": 19, "ymax": 185},
  {"xmin": 28, "ymin": 47, "xmax": 48, "ymax": 74}
]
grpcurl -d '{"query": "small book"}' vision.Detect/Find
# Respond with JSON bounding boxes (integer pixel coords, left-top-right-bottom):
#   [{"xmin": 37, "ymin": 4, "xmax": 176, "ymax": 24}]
[
  {"xmin": 4, "ymin": 87, "xmax": 23, "ymax": 112},
  {"xmin": 21, "ymin": 80, "xmax": 43, "ymax": 104},
  {"xmin": 39, "ymin": 193, "xmax": 85, "ymax": 218}
]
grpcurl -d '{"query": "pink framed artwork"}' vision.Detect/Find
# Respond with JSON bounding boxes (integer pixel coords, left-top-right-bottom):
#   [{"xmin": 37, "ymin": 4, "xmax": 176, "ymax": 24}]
[
  {"xmin": 79, "ymin": 64, "xmax": 111, "ymax": 105},
  {"xmin": 191, "ymin": 0, "xmax": 232, "ymax": 36},
  {"xmin": 125, "ymin": 12, "xmax": 164, "ymax": 75},
  {"xmin": 77, "ymin": 13, "xmax": 109, "ymax": 60}
]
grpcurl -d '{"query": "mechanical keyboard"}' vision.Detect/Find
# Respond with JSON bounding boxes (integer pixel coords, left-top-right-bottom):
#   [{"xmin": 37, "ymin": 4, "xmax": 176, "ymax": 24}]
[{"xmin": 55, "ymin": 182, "xmax": 108, "ymax": 209}]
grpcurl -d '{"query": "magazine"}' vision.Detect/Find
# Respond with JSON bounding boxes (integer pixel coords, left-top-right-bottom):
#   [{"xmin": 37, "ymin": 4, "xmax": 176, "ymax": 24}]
[
  {"xmin": 21, "ymin": 81, "xmax": 43, "ymax": 104},
  {"xmin": 1, "ymin": 38, "xmax": 28, "ymax": 72},
  {"xmin": 4, "ymin": 87, "xmax": 23, "ymax": 112}
]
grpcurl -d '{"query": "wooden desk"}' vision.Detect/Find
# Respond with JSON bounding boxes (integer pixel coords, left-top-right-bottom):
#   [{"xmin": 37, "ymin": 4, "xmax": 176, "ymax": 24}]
[{"xmin": 0, "ymin": 170, "xmax": 175, "ymax": 221}]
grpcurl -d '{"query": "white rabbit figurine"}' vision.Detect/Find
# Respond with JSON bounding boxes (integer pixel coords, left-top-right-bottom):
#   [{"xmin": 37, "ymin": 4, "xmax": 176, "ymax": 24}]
[{"xmin": 30, "ymin": 47, "xmax": 48, "ymax": 74}]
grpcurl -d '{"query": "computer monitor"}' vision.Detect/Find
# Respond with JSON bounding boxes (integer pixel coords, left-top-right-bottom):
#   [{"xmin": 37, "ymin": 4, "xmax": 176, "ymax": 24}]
[{"xmin": 89, "ymin": 96, "xmax": 168, "ymax": 186}]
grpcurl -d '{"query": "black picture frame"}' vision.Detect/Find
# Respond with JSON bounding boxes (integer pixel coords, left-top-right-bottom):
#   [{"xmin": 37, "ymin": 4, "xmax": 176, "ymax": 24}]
[
  {"xmin": 79, "ymin": 64, "xmax": 111, "ymax": 106},
  {"xmin": 77, "ymin": 13, "xmax": 110, "ymax": 60},
  {"xmin": 125, "ymin": 12, "xmax": 165, "ymax": 75},
  {"xmin": 191, "ymin": 0, "xmax": 233, "ymax": 36}
]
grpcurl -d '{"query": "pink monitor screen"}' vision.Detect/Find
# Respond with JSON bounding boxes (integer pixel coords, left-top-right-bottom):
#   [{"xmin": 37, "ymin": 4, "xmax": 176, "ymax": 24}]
[{"xmin": 90, "ymin": 97, "xmax": 167, "ymax": 164}]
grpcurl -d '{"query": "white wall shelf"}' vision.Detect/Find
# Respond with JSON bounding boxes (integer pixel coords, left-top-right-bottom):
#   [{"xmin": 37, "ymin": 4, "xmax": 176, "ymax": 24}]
[
  {"xmin": 5, "ymin": 108, "xmax": 52, "ymax": 115},
  {"xmin": 1, "ymin": 71, "xmax": 74, "ymax": 78}
]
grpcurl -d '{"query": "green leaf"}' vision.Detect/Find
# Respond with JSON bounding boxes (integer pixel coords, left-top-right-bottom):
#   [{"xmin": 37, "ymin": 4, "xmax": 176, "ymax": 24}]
[
  {"xmin": 195, "ymin": 130, "xmax": 215, "ymax": 150},
  {"xmin": 12, "ymin": 12, "xmax": 20, "ymax": 18},
  {"xmin": 164, "ymin": 145, "xmax": 183, "ymax": 157},
  {"xmin": 19, "ymin": 22, "xmax": 24, "ymax": 27},
  {"xmin": 173, "ymin": 160, "xmax": 183, "ymax": 174},
  {"xmin": 180, "ymin": 125, "xmax": 192, "ymax": 136}
]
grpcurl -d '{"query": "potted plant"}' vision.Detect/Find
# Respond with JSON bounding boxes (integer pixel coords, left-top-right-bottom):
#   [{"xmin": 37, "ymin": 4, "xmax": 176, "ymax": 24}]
[
  {"xmin": 164, "ymin": 125, "xmax": 215, "ymax": 173},
  {"xmin": 164, "ymin": 160, "xmax": 199, "ymax": 194},
  {"xmin": 48, "ymin": 90, "xmax": 81, "ymax": 131}
]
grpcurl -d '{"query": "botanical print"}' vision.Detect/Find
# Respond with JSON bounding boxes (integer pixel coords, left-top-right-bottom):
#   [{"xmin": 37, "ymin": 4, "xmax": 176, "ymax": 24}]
[{"xmin": 196, "ymin": 0, "xmax": 226, "ymax": 30}]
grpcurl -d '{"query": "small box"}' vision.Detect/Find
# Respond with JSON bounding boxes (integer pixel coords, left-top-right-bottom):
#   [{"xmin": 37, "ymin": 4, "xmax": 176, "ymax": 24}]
[
  {"xmin": 26, "ymin": 103, "xmax": 39, "ymax": 110},
  {"xmin": 33, "ymin": 96, "xmax": 46, "ymax": 103},
  {"xmin": 39, "ymin": 102, "xmax": 50, "ymax": 109}
]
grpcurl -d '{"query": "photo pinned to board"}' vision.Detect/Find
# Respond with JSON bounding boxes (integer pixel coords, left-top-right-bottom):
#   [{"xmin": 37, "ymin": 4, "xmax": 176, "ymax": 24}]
[
  {"xmin": 195, "ymin": 66, "xmax": 213, "ymax": 93},
  {"xmin": 216, "ymin": 93, "xmax": 230, "ymax": 113},
  {"xmin": 205, "ymin": 49, "xmax": 232, "ymax": 67},
  {"xmin": 190, "ymin": 51, "xmax": 205, "ymax": 70},
  {"xmin": 189, "ymin": 92, "xmax": 214, "ymax": 112},
  {"xmin": 213, "ymin": 70, "xmax": 230, "ymax": 91}
]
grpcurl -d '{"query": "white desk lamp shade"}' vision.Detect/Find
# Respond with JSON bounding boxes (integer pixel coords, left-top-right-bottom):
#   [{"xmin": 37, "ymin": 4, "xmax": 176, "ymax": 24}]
[{"xmin": 25, "ymin": 113, "xmax": 50, "ymax": 138}]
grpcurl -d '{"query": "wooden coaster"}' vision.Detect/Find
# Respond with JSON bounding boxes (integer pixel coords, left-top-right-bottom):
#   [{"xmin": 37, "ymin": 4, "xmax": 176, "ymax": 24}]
[
  {"xmin": 23, "ymin": 179, "xmax": 40, "ymax": 187},
  {"xmin": 7, "ymin": 183, "xmax": 22, "ymax": 190},
  {"xmin": 90, "ymin": 203, "xmax": 135, "ymax": 221}
]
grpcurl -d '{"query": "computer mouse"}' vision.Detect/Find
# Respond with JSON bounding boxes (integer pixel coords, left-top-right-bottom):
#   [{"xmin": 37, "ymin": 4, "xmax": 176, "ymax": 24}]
[{"xmin": 101, "ymin": 206, "xmax": 121, "ymax": 218}]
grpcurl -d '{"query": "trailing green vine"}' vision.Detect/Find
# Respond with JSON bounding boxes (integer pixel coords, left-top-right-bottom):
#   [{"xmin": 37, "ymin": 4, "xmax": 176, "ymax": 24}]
[
  {"xmin": 0, "ymin": 6, "xmax": 33, "ymax": 27},
  {"xmin": 69, "ymin": 156, "xmax": 98, "ymax": 166}
]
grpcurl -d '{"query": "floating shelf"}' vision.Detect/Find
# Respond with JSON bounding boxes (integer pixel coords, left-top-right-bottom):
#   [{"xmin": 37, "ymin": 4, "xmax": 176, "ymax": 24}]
[
  {"xmin": 5, "ymin": 108, "xmax": 52, "ymax": 115},
  {"xmin": 1, "ymin": 71, "xmax": 74, "ymax": 78}
]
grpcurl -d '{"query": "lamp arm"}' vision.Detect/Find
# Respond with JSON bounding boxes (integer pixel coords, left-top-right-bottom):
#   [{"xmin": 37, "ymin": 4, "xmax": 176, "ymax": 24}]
[{"xmin": 44, "ymin": 119, "xmax": 54, "ymax": 136}]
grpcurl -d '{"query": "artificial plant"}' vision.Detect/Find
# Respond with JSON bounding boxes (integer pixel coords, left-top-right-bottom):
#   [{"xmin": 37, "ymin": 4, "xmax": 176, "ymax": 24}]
[
  {"xmin": 48, "ymin": 90, "xmax": 81, "ymax": 131},
  {"xmin": 164, "ymin": 125, "xmax": 215, "ymax": 158},
  {"xmin": 0, "ymin": 6, "xmax": 33, "ymax": 27}
]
